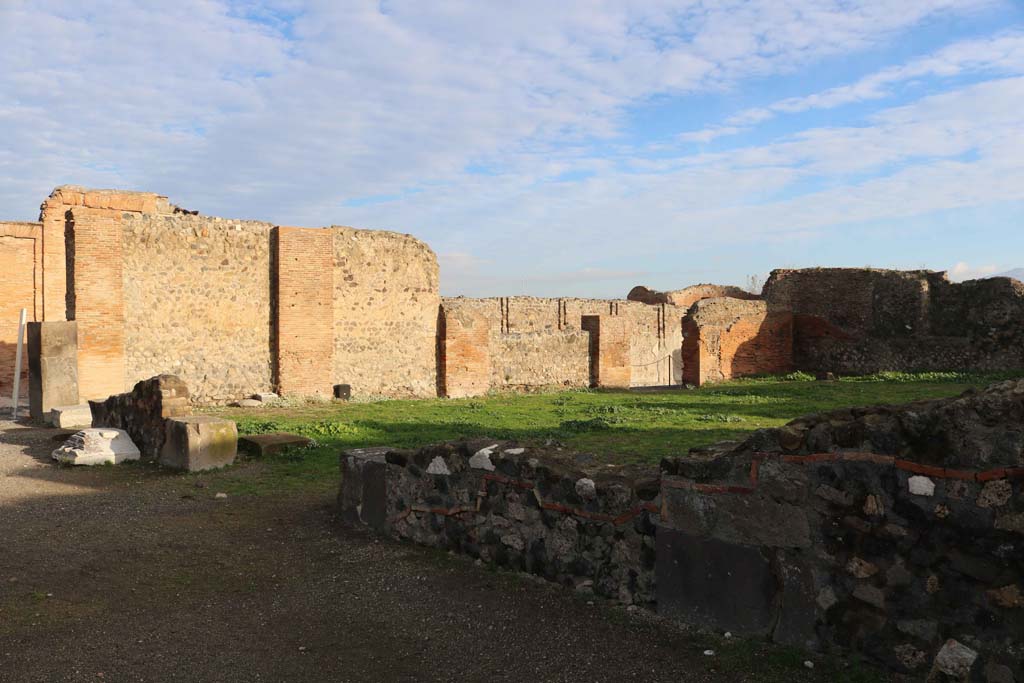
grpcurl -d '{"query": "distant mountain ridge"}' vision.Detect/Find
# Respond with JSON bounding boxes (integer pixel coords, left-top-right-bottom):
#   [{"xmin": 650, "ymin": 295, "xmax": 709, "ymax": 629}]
[{"xmin": 994, "ymin": 268, "xmax": 1024, "ymax": 281}]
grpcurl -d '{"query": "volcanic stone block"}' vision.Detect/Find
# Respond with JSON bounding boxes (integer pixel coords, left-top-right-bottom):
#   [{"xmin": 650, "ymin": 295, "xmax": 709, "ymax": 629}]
[
  {"xmin": 48, "ymin": 404, "xmax": 92, "ymax": 429},
  {"xmin": 52, "ymin": 428, "xmax": 140, "ymax": 466},
  {"xmin": 27, "ymin": 321, "xmax": 79, "ymax": 422},
  {"xmin": 339, "ymin": 447, "xmax": 391, "ymax": 530},
  {"xmin": 238, "ymin": 432, "xmax": 313, "ymax": 457},
  {"xmin": 656, "ymin": 527, "xmax": 776, "ymax": 635},
  {"xmin": 160, "ymin": 416, "xmax": 238, "ymax": 472}
]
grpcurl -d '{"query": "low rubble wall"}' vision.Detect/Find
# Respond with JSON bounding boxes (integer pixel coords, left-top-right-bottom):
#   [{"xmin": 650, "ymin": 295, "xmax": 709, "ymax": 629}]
[
  {"xmin": 89, "ymin": 374, "xmax": 191, "ymax": 459},
  {"xmin": 340, "ymin": 379, "xmax": 1024, "ymax": 679}
]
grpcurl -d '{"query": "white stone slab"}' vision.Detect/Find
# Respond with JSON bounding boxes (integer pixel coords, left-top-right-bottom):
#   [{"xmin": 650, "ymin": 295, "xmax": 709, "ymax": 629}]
[
  {"xmin": 48, "ymin": 404, "xmax": 92, "ymax": 429},
  {"xmin": 52, "ymin": 428, "xmax": 141, "ymax": 466}
]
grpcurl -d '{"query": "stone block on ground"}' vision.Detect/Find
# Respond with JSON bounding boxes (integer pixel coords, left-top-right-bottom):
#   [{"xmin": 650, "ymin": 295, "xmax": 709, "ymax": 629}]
[
  {"xmin": 230, "ymin": 398, "xmax": 261, "ymax": 408},
  {"xmin": 48, "ymin": 404, "xmax": 92, "ymax": 429},
  {"xmin": 251, "ymin": 392, "xmax": 279, "ymax": 403},
  {"xmin": 160, "ymin": 416, "xmax": 238, "ymax": 472},
  {"xmin": 27, "ymin": 321, "xmax": 79, "ymax": 422},
  {"xmin": 52, "ymin": 428, "xmax": 140, "ymax": 466},
  {"xmin": 338, "ymin": 447, "xmax": 391, "ymax": 529},
  {"xmin": 238, "ymin": 432, "xmax": 314, "ymax": 457}
]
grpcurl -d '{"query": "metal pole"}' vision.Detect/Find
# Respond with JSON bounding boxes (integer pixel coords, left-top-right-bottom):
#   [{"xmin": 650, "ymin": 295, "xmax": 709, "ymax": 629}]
[{"xmin": 11, "ymin": 308, "xmax": 26, "ymax": 419}]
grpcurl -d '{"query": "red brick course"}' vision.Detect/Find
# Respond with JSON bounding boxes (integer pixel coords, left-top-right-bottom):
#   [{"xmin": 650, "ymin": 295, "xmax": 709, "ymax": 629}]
[{"xmin": 275, "ymin": 227, "xmax": 335, "ymax": 397}]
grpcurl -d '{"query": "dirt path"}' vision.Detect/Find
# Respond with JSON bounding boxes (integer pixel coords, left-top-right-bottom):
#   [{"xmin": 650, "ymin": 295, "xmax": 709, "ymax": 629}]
[{"xmin": 0, "ymin": 420, "xmax": 878, "ymax": 683}]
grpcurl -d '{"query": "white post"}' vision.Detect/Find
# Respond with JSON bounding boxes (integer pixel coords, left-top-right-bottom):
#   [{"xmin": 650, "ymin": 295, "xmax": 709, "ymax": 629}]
[{"xmin": 11, "ymin": 308, "xmax": 26, "ymax": 419}]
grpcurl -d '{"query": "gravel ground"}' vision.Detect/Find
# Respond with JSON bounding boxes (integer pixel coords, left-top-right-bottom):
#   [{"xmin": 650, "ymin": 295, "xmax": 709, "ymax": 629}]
[{"xmin": 0, "ymin": 419, "xmax": 881, "ymax": 683}]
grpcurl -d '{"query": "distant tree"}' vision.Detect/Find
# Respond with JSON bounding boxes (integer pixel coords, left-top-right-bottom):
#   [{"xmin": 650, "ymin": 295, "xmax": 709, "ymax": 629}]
[{"xmin": 746, "ymin": 273, "xmax": 763, "ymax": 294}]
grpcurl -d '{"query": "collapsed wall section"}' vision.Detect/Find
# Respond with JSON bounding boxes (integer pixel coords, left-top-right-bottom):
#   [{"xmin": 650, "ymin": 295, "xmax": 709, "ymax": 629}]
[
  {"xmin": 628, "ymin": 283, "xmax": 759, "ymax": 308},
  {"xmin": 332, "ymin": 227, "xmax": 439, "ymax": 399},
  {"xmin": 681, "ymin": 298, "xmax": 793, "ymax": 385}
]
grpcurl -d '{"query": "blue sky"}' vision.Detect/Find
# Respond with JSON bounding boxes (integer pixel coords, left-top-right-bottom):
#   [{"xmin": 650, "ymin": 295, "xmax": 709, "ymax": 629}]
[{"xmin": 1, "ymin": 1, "xmax": 1022, "ymax": 296}]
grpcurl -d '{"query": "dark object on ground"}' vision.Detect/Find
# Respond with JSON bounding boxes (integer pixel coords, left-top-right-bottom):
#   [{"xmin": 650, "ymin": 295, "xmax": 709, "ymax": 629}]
[{"xmin": 239, "ymin": 432, "xmax": 314, "ymax": 457}]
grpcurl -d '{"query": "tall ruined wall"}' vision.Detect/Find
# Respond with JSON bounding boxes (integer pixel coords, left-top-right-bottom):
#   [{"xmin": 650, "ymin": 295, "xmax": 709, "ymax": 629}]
[
  {"xmin": 439, "ymin": 296, "xmax": 685, "ymax": 396},
  {"xmin": 121, "ymin": 214, "xmax": 275, "ymax": 403},
  {"xmin": 764, "ymin": 268, "xmax": 1024, "ymax": 374},
  {"xmin": 681, "ymin": 298, "xmax": 793, "ymax": 386},
  {"xmin": 0, "ymin": 221, "xmax": 41, "ymax": 394},
  {"xmin": 332, "ymin": 227, "xmax": 439, "ymax": 399}
]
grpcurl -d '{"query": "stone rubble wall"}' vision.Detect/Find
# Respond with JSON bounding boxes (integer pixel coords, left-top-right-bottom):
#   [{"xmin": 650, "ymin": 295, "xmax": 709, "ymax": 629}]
[
  {"xmin": 332, "ymin": 226, "xmax": 440, "ymax": 399},
  {"xmin": 763, "ymin": 268, "xmax": 1024, "ymax": 375},
  {"xmin": 121, "ymin": 214, "xmax": 276, "ymax": 404},
  {"xmin": 89, "ymin": 374, "xmax": 191, "ymax": 459},
  {"xmin": 342, "ymin": 379, "xmax": 1024, "ymax": 679},
  {"xmin": 340, "ymin": 441, "xmax": 661, "ymax": 606}
]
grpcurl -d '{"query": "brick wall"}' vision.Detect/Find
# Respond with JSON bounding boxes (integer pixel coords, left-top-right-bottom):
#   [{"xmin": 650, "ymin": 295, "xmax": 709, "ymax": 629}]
[
  {"xmin": 681, "ymin": 298, "xmax": 793, "ymax": 385},
  {"xmin": 65, "ymin": 206, "xmax": 128, "ymax": 401},
  {"xmin": 582, "ymin": 315, "xmax": 631, "ymax": 388},
  {"xmin": 439, "ymin": 305, "xmax": 491, "ymax": 398},
  {"xmin": 0, "ymin": 222, "xmax": 41, "ymax": 394},
  {"xmin": 276, "ymin": 226, "xmax": 334, "ymax": 397}
]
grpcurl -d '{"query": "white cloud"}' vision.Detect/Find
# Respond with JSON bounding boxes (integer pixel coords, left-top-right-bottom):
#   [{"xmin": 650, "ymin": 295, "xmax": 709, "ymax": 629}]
[
  {"xmin": 0, "ymin": 0, "xmax": 1020, "ymax": 296},
  {"xmin": 949, "ymin": 262, "xmax": 1003, "ymax": 281},
  {"xmin": 714, "ymin": 30, "xmax": 1024, "ymax": 137}
]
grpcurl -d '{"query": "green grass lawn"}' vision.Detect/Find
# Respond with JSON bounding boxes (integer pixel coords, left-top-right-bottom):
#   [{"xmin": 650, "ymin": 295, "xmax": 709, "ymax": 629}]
[{"xmin": 205, "ymin": 370, "xmax": 1020, "ymax": 496}]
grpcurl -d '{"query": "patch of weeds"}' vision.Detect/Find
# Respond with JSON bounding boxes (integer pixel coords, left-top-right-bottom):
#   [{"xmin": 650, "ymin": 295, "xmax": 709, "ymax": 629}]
[
  {"xmin": 234, "ymin": 418, "xmax": 288, "ymax": 435},
  {"xmin": 695, "ymin": 413, "xmax": 744, "ymax": 423},
  {"xmin": 299, "ymin": 420, "xmax": 360, "ymax": 439},
  {"xmin": 782, "ymin": 371, "xmax": 817, "ymax": 382},
  {"xmin": 559, "ymin": 417, "xmax": 615, "ymax": 432}
]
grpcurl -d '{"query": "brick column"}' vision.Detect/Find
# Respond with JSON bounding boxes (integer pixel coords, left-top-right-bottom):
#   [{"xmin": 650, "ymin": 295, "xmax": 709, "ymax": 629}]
[
  {"xmin": 582, "ymin": 315, "xmax": 631, "ymax": 388},
  {"xmin": 274, "ymin": 226, "xmax": 334, "ymax": 397},
  {"xmin": 66, "ymin": 206, "xmax": 127, "ymax": 401},
  {"xmin": 440, "ymin": 304, "xmax": 491, "ymax": 398}
]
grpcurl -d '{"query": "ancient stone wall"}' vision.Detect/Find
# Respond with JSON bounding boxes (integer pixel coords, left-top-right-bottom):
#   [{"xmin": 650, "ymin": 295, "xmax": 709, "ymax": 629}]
[
  {"xmin": 681, "ymin": 298, "xmax": 793, "ymax": 385},
  {"xmin": 439, "ymin": 296, "xmax": 684, "ymax": 397},
  {"xmin": 340, "ymin": 441, "xmax": 660, "ymax": 607},
  {"xmin": 0, "ymin": 221, "xmax": 41, "ymax": 394},
  {"xmin": 763, "ymin": 268, "xmax": 1024, "ymax": 374},
  {"xmin": 332, "ymin": 227, "xmax": 439, "ymax": 399},
  {"xmin": 343, "ymin": 379, "xmax": 1024, "ymax": 679},
  {"xmin": 121, "ymin": 213, "xmax": 275, "ymax": 404}
]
